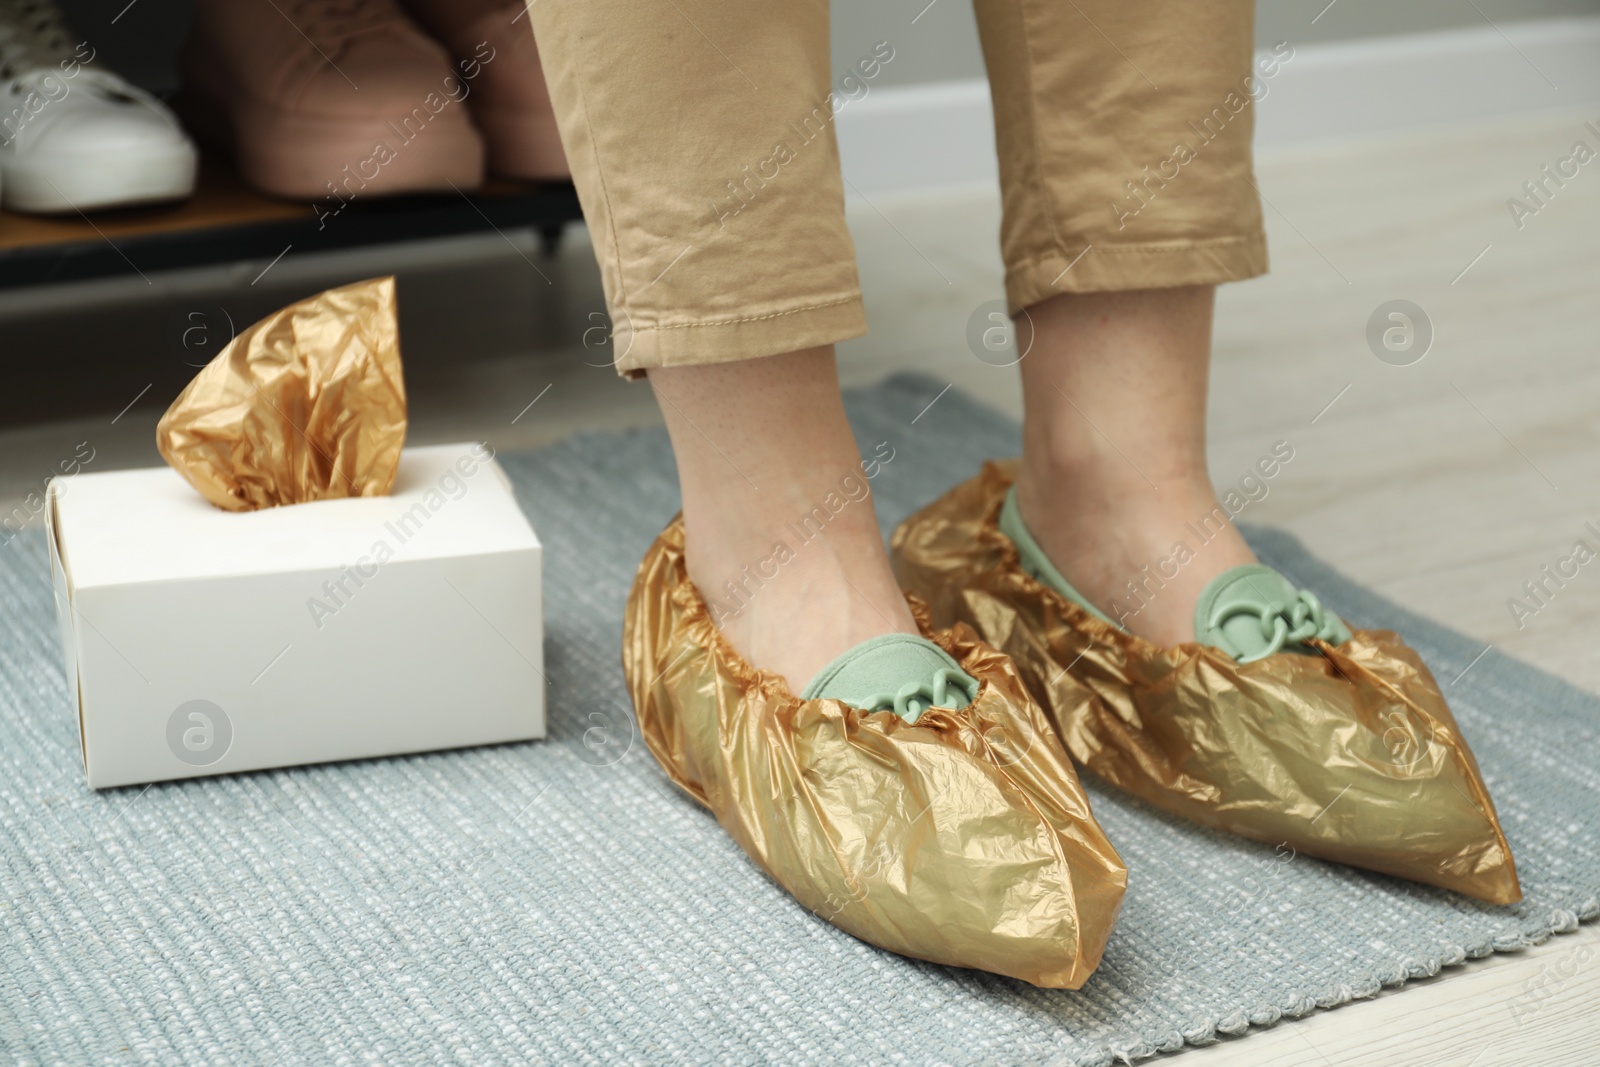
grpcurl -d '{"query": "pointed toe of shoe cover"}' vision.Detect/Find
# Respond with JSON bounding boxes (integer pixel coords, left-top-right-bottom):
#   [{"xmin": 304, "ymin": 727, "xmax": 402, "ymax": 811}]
[
  {"xmin": 890, "ymin": 462, "xmax": 1520, "ymax": 905},
  {"xmin": 623, "ymin": 517, "xmax": 1128, "ymax": 988}
]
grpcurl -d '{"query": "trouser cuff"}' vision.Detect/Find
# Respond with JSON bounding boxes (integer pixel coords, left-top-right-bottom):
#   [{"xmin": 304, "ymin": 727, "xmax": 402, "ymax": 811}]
[
  {"xmin": 1006, "ymin": 233, "xmax": 1269, "ymax": 315},
  {"xmin": 614, "ymin": 295, "xmax": 869, "ymax": 379}
]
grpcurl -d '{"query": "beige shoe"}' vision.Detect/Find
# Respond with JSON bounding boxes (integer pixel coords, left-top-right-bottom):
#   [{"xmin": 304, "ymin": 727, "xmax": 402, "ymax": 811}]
[
  {"xmin": 181, "ymin": 0, "xmax": 485, "ymax": 199},
  {"xmin": 405, "ymin": 0, "xmax": 569, "ymax": 180}
]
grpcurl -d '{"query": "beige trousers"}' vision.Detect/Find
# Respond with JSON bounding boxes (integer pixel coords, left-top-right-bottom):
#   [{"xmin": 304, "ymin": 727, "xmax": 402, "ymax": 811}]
[{"xmin": 528, "ymin": 0, "xmax": 1272, "ymax": 378}]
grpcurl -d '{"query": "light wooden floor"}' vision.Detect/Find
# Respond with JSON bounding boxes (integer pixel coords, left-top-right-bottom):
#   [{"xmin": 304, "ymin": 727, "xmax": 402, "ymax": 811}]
[{"xmin": 1, "ymin": 107, "xmax": 1595, "ymax": 1066}]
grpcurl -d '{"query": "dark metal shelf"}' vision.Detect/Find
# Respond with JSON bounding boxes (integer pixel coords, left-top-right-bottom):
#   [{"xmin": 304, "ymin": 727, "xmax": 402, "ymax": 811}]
[{"xmin": 0, "ymin": 157, "xmax": 583, "ymax": 290}]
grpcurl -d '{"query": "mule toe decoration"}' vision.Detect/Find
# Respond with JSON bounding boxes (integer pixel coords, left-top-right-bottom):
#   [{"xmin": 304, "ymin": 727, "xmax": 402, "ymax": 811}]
[
  {"xmin": 1193, "ymin": 564, "xmax": 1352, "ymax": 662},
  {"xmin": 892, "ymin": 461, "xmax": 1521, "ymax": 904},
  {"xmin": 624, "ymin": 515, "xmax": 1128, "ymax": 987},
  {"xmin": 800, "ymin": 633, "xmax": 978, "ymax": 722}
]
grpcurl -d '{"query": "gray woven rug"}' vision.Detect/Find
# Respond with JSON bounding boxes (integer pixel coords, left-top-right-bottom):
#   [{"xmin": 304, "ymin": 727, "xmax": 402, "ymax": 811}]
[{"xmin": 2, "ymin": 374, "xmax": 1597, "ymax": 1066}]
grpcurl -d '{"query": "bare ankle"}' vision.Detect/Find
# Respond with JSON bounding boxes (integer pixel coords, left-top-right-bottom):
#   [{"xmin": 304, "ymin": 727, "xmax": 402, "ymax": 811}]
[{"xmin": 1011, "ymin": 451, "xmax": 1258, "ymax": 645}]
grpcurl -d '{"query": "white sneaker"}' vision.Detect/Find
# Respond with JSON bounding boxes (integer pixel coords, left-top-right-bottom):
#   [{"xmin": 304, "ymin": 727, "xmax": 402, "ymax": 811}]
[{"xmin": 0, "ymin": 0, "xmax": 197, "ymax": 213}]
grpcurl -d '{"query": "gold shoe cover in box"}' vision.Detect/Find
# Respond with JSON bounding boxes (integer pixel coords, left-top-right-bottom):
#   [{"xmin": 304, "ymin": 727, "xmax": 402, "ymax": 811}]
[
  {"xmin": 623, "ymin": 517, "xmax": 1128, "ymax": 988},
  {"xmin": 157, "ymin": 277, "xmax": 407, "ymax": 512},
  {"xmin": 890, "ymin": 462, "xmax": 1520, "ymax": 905}
]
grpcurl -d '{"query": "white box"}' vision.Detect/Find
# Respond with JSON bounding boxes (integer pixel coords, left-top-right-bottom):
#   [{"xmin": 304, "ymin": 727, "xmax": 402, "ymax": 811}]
[{"xmin": 46, "ymin": 442, "xmax": 544, "ymax": 789}]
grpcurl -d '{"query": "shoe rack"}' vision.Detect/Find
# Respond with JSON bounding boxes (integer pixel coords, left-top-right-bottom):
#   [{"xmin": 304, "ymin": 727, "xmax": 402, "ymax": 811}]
[{"xmin": 0, "ymin": 153, "xmax": 580, "ymax": 289}]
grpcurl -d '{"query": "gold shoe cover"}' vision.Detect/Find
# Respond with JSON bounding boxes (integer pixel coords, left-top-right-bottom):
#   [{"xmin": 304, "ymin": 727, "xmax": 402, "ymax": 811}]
[
  {"xmin": 890, "ymin": 462, "xmax": 1521, "ymax": 905},
  {"xmin": 623, "ymin": 517, "xmax": 1128, "ymax": 988},
  {"xmin": 156, "ymin": 277, "xmax": 406, "ymax": 512}
]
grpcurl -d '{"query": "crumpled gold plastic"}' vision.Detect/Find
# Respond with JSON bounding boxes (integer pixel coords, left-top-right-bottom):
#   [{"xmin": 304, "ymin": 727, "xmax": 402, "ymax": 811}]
[
  {"xmin": 891, "ymin": 461, "xmax": 1521, "ymax": 905},
  {"xmin": 156, "ymin": 277, "xmax": 407, "ymax": 511},
  {"xmin": 624, "ymin": 516, "xmax": 1128, "ymax": 988}
]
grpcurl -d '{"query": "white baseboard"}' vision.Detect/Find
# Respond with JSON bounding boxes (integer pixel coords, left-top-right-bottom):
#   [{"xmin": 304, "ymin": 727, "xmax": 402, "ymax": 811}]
[{"xmin": 836, "ymin": 16, "xmax": 1600, "ymax": 199}]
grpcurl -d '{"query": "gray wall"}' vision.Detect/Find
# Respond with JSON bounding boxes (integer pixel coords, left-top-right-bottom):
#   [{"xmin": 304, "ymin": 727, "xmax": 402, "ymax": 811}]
[{"xmin": 832, "ymin": 0, "xmax": 1600, "ymax": 89}]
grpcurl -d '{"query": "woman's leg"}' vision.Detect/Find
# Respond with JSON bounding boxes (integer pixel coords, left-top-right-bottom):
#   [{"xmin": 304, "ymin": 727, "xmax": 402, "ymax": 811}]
[
  {"xmin": 973, "ymin": 0, "xmax": 1267, "ymax": 643},
  {"xmin": 528, "ymin": 3, "xmax": 915, "ymax": 688},
  {"xmin": 1013, "ymin": 285, "xmax": 1256, "ymax": 646},
  {"xmin": 652, "ymin": 348, "xmax": 916, "ymax": 689}
]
